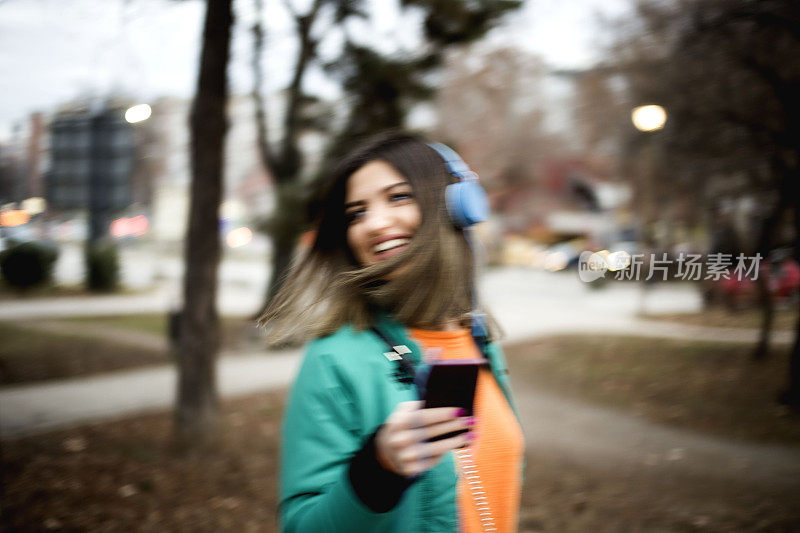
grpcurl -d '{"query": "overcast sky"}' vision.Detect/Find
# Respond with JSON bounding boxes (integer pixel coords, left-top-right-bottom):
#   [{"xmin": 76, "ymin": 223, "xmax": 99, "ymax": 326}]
[{"xmin": 0, "ymin": 0, "xmax": 631, "ymax": 142}]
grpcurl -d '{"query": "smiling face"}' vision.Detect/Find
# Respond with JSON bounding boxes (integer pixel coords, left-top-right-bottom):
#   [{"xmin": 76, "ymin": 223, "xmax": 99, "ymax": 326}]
[{"xmin": 344, "ymin": 160, "xmax": 422, "ymax": 267}]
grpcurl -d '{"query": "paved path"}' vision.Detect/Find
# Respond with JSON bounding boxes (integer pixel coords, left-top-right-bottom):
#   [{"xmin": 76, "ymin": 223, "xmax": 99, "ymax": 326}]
[
  {"xmin": 0, "ymin": 350, "xmax": 302, "ymax": 438},
  {"xmin": 513, "ymin": 385, "xmax": 800, "ymax": 487}
]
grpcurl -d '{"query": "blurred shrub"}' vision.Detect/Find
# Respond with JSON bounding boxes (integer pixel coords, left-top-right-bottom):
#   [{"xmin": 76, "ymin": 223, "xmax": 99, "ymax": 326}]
[
  {"xmin": 86, "ymin": 242, "xmax": 120, "ymax": 292},
  {"xmin": 0, "ymin": 240, "xmax": 59, "ymax": 289}
]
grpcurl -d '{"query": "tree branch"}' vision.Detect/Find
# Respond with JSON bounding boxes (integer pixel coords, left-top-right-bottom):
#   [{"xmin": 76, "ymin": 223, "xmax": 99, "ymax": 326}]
[
  {"xmin": 281, "ymin": 0, "xmax": 299, "ymax": 20},
  {"xmin": 687, "ymin": 5, "xmax": 794, "ymax": 107},
  {"xmin": 277, "ymin": 0, "xmax": 324, "ymax": 181},
  {"xmin": 722, "ymin": 2, "xmax": 800, "ymax": 43},
  {"xmin": 251, "ymin": 0, "xmax": 278, "ymax": 176}
]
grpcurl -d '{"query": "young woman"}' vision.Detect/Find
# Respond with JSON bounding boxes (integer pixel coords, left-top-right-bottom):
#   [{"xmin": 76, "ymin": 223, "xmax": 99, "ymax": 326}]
[{"xmin": 260, "ymin": 132, "xmax": 524, "ymax": 532}]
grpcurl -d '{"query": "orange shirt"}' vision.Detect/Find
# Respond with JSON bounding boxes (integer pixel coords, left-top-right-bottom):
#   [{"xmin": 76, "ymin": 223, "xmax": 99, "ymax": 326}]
[{"xmin": 410, "ymin": 328, "xmax": 524, "ymax": 533}]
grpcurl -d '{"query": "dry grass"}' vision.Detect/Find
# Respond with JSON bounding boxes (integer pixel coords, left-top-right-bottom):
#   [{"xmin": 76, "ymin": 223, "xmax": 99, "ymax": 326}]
[
  {"xmin": 0, "ymin": 322, "xmax": 168, "ymax": 385},
  {"xmin": 4, "ymin": 385, "xmax": 799, "ymax": 532},
  {"xmin": 2, "ymin": 391, "xmax": 284, "ymax": 532},
  {"xmin": 0, "ymin": 282, "xmax": 143, "ymax": 300},
  {"xmin": 518, "ymin": 450, "xmax": 798, "ymax": 532},
  {"xmin": 504, "ymin": 335, "xmax": 800, "ymax": 444},
  {"xmin": 646, "ymin": 305, "xmax": 798, "ymax": 331},
  {"xmin": 0, "ymin": 316, "xmax": 260, "ymax": 385},
  {"xmin": 56, "ymin": 314, "xmax": 255, "ymax": 341}
]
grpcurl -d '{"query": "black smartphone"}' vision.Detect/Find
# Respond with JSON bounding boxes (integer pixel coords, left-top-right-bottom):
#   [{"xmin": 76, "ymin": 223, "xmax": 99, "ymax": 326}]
[{"xmin": 417, "ymin": 359, "xmax": 484, "ymax": 442}]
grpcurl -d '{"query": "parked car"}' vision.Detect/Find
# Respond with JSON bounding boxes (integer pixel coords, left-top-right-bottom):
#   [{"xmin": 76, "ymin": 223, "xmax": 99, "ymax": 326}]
[{"xmin": 706, "ymin": 249, "xmax": 799, "ymax": 309}]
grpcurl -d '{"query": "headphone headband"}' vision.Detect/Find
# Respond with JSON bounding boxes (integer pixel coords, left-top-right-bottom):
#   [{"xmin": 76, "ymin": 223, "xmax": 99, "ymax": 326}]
[
  {"xmin": 425, "ymin": 141, "xmax": 491, "ymax": 349},
  {"xmin": 427, "ymin": 142, "xmax": 475, "ymax": 181}
]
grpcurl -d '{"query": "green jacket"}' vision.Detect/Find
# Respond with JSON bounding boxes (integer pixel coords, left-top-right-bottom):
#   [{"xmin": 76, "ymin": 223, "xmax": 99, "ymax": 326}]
[{"xmin": 280, "ymin": 314, "xmax": 521, "ymax": 532}]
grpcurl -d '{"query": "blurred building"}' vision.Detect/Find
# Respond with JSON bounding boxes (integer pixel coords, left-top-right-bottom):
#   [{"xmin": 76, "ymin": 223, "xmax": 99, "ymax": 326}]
[
  {"xmin": 2, "ymin": 94, "xmax": 276, "ymax": 246},
  {"xmin": 0, "ymin": 135, "xmax": 23, "ymax": 204},
  {"xmin": 145, "ymin": 97, "xmax": 189, "ymax": 243},
  {"xmin": 1, "ymin": 92, "xmax": 287, "ymax": 249},
  {"xmin": 0, "ymin": 113, "xmax": 49, "ymax": 205},
  {"xmin": 46, "ymin": 101, "xmax": 137, "ymax": 215},
  {"xmin": 147, "ymin": 95, "xmax": 273, "ymax": 245}
]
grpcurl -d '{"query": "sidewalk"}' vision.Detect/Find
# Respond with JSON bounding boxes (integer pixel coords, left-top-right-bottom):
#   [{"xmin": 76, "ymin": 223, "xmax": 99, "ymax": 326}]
[
  {"xmin": 514, "ymin": 382, "xmax": 800, "ymax": 486},
  {"xmin": 0, "ymin": 350, "xmax": 302, "ymax": 438}
]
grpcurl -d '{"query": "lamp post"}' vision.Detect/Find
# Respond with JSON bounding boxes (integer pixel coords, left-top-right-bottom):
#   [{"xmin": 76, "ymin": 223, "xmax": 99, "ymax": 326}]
[
  {"xmin": 630, "ymin": 104, "xmax": 668, "ymax": 235},
  {"xmin": 630, "ymin": 104, "xmax": 668, "ymax": 314}
]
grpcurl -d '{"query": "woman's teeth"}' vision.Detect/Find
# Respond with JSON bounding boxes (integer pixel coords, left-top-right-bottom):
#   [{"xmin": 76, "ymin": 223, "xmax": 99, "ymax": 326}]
[{"xmin": 373, "ymin": 238, "xmax": 409, "ymax": 254}]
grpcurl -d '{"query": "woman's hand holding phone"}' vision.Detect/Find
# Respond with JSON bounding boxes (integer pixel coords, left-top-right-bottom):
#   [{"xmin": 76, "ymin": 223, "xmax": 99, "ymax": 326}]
[{"xmin": 375, "ymin": 401, "xmax": 475, "ymax": 477}]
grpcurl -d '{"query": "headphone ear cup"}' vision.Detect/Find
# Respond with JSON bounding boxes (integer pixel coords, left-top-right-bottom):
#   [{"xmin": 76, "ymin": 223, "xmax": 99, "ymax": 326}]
[{"xmin": 445, "ymin": 180, "xmax": 489, "ymax": 227}]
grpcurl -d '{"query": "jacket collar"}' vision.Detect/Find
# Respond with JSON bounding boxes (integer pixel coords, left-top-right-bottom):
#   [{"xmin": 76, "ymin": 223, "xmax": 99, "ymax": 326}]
[
  {"xmin": 373, "ymin": 310, "xmax": 424, "ymax": 364},
  {"xmin": 372, "ymin": 309, "xmax": 521, "ymax": 426}
]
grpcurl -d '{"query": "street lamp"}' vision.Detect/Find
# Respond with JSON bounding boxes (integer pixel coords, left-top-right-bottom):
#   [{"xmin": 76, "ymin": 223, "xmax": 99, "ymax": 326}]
[
  {"xmin": 125, "ymin": 104, "xmax": 152, "ymax": 124},
  {"xmin": 630, "ymin": 104, "xmax": 668, "ymax": 313},
  {"xmin": 631, "ymin": 104, "xmax": 667, "ymax": 132}
]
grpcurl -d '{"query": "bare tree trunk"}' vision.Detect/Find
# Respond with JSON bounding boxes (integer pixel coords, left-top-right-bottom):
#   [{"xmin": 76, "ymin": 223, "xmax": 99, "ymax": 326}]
[
  {"xmin": 751, "ymin": 200, "xmax": 783, "ymax": 360},
  {"xmin": 780, "ymin": 171, "xmax": 800, "ymax": 407},
  {"xmin": 752, "ymin": 268, "xmax": 774, "ymax": 359},
  {"xmin": 752, "ymin": 161, "xmax": 794, "ymax": 360},
  {"xmin": 783, "ymin": 290, "xmax": 800, "ymax": 407},
  {"xmin": 174, "ymin": 0, "xmax": 233, "ymax": 446}
]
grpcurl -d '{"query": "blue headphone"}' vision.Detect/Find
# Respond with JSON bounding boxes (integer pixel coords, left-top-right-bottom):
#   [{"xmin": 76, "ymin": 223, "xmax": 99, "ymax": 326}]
[
  {"xmin": 427, "ymin": 142, "xmax": 491, "ymax": 346},
  {"xmin": 427, "ymin": 143, "xmax": 489, "ymax": 228}
]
